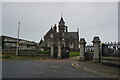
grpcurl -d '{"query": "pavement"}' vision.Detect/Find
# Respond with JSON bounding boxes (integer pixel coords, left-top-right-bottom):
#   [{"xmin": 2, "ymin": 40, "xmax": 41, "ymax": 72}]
[{"xmin": 72, "ymin": 56, "xmax": 120, "ymax": 79}]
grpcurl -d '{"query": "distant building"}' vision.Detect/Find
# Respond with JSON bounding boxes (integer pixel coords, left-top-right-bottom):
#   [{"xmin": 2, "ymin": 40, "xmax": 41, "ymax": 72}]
[
  {"xmin": 1, "ymin": 35, "xmax": 37, "ymax": 50},
  {"xmin": 39, "ymin": 15, "xmax": 79, "ymax": 51},
  {"xmin": 86, "ymin": 45, "xmax": 94, "ymax": 52}
]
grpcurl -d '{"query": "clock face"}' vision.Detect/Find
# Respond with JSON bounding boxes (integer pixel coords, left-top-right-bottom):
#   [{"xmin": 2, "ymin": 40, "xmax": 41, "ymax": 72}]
[{"xmin": 50, "ymin": 34, "xmax": 53, "ymax": 38}]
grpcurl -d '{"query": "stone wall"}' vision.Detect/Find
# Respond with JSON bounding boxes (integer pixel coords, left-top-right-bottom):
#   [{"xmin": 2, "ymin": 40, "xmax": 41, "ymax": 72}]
[
  {"xmin": 101, "ymin": 57, "xmax": 120, "ymax": 66},
  {"xmin": 79, "ymin": 36, "xmax": 120, "ymax": 66},
  {"xmin": 2, "ymin": 49, "xmax": 36, "ymax": 55},
  {"xmin": 2, "ymin": 50, "xmax": 50, "ymax": 58}
]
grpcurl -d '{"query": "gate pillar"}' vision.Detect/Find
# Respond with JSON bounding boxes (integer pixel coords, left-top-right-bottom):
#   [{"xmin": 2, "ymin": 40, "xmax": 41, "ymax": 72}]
[
  {"xmin": 92, "ymin": 36, "xmax": 101, "ymax": 62},
  {"xmin": 57, "ymin": 42, "xmax": 62, "ymax": 59},
  {"xmin": 79, "ymin": 38, "xmax": 86, "ymax": 61},
  {"xmin": 51, "ymin": 44, "xmax": 55, "ymax": 58}
]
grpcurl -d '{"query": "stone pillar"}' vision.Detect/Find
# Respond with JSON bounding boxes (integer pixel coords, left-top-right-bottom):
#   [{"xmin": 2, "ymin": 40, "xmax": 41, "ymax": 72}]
[
  {"xmin": 92, "ymin": 36, "xmax": 101, "ymax": 62},
  {"xmin": 51, "ymin": 44, "xmax": 55, "ymax": 58},
  {"xmin": 79, "ymin": 38, "xmax": 86, "ymax": 61},
  {"xmin": 57, "ymin": 42, "xmax": 62, "ymax": 59}
]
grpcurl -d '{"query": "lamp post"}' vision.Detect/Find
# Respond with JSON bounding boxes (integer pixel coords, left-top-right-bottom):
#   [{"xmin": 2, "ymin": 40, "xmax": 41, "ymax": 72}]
[{"xmin": 16, "ymin": 22, "xmax": 20, "ymax": 56}]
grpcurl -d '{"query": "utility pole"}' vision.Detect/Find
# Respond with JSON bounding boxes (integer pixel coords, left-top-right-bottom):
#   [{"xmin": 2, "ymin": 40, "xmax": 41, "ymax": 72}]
[{"xmin": 16, "ymin": 22, "xmax": 20, "ymax": 56}]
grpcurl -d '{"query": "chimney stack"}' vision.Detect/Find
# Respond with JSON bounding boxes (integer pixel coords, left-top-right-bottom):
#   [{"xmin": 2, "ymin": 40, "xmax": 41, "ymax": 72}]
[
  {"xmin": 66, "ymin": 26, "xmax": 68, "ymax": 33},
  {"xmin": 54, "ymin": 24, "xmax": 57, "ymax": 32}
]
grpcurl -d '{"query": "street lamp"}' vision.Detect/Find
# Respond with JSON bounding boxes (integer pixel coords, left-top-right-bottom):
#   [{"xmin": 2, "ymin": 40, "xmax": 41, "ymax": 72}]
[{"xmin": 16, "ymin": 22, "xmax": 20, "ymax": 56}]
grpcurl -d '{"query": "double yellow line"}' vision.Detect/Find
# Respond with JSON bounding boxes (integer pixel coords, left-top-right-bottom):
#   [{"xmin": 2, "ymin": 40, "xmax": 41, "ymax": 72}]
[{"xmin": 71, "ymin": 63, "xmax": 119, "ymax": 79}]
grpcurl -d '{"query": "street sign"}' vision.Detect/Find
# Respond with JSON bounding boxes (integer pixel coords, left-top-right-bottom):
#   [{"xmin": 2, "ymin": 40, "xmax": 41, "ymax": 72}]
[{"xmin": 16, "ymin": 43, "xmax": 19, "ymax": 45}]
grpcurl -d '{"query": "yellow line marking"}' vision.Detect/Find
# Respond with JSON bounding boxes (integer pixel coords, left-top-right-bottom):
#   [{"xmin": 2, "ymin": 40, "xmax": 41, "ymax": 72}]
[{"xmin": 71, "ymin": 63, "xmax": 119, "ymax": 79}]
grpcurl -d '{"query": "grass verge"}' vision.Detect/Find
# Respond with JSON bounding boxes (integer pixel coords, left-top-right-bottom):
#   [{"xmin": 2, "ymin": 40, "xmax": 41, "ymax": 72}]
[
  {"xmin": 2, "ymin": 54, "xmax": 48, "ymax": 60},
  {"xmin": 69, "ymin": 52, "xmax": 79, "ymax": 57}
]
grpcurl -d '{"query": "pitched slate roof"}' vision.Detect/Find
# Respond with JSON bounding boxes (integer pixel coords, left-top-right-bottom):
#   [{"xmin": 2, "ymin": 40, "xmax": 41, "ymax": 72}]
[
  {"xmin": 64, "ymin": 32, "xmax": 78, "ymax": 39},
  {"xmin": 39, "ymin": 38, "xmax": 43, "ymax": 44}
]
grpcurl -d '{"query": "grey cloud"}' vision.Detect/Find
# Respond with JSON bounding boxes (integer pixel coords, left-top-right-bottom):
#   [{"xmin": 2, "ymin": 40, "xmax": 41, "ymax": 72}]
[{"xmin": 2, "ymin": 2, "xmax": 118, "ymax": 44}]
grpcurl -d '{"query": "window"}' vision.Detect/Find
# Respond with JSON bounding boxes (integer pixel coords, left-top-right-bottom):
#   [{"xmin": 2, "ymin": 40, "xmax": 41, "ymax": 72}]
[
  {"xmin": 5, "ymin": 43, "xmax": 9, "ymax": 46},
  {"xmin": 70, "ymin": 43, "xmax": 74, "ymax": 48},
  {"xmin": 50, "ymin": 34, "xmax": 53, "ymax": 38},
  {"xmin": 63, "ymin": 33, "xmax": 64, "ymax": 36}
]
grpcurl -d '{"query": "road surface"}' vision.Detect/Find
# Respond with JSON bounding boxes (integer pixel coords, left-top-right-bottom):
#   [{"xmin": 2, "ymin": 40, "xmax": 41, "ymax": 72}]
[{"xmin": 2, "ymin": 58, "xmax": 103, "ymax": 78}]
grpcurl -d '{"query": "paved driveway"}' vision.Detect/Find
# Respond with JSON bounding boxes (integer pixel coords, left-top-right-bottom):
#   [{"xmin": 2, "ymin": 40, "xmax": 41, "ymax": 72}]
[{"xmin": 2, "ymin": 58, "xmax": 103, "ymax": 78}]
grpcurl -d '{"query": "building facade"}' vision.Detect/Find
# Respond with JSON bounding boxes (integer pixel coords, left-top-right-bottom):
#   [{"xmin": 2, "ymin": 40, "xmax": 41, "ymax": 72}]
[
  {"xmin": 1, "ymin": 35, "xmax": 37, "ymax": 50},
  {"xmin": 39, "ymin": 16, "xmax": 79, "ymax": 51}
]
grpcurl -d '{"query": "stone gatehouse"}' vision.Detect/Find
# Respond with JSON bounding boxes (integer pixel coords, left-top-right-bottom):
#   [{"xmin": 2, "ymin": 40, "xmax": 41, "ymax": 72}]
[{"xmin": 39, "ymin": 15, "xmax": 79, "ymax": 51}]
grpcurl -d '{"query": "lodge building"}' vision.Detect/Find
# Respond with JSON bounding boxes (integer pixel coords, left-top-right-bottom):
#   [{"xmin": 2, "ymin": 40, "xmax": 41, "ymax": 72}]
[{"xmin": 39, "ymin": 15, "xmax": 79, "ymax": 51}]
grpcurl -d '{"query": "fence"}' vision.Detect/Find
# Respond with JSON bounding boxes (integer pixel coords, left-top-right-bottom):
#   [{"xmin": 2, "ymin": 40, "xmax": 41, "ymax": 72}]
[
  {"xmin": 101, "ymin": 42, "xmax": 120, "ymax": 66},
  {"xmin": 101, "ymin": 42, "xmax": 120, "ymax": 57}
]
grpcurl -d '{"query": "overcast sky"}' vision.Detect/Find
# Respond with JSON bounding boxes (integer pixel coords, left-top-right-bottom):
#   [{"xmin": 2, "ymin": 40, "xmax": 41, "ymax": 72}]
[{"xmin": 2, "ymin": 2, "xmax": 118, "ymax": 45}]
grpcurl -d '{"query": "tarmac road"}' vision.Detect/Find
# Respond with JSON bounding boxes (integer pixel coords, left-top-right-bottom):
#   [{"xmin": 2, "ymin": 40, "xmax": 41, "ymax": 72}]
[{"xmin": 2, "ymin": 59, "xmax": 103, "ymax": 78}]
